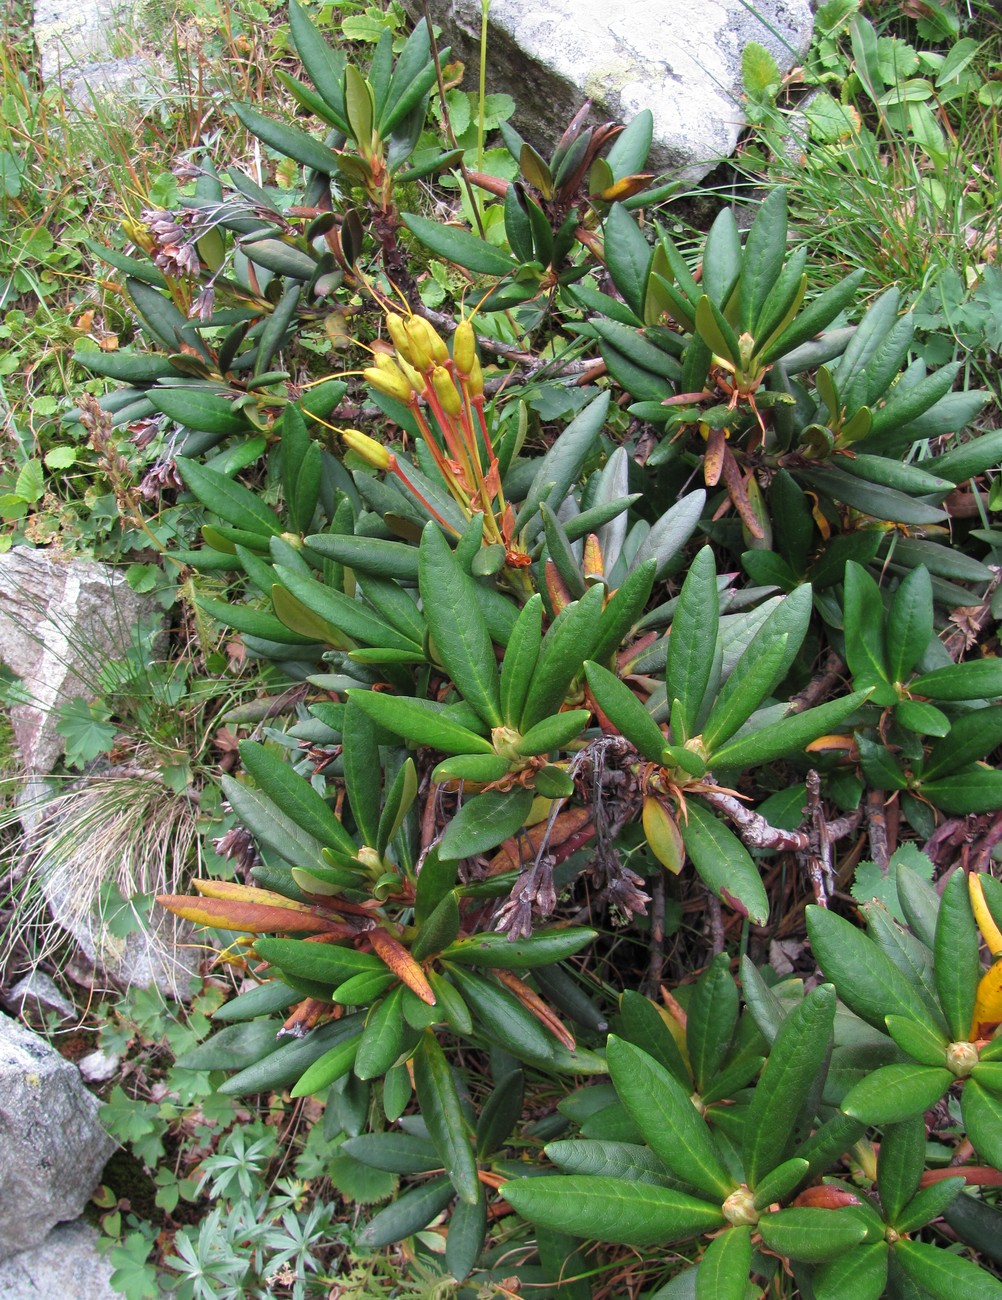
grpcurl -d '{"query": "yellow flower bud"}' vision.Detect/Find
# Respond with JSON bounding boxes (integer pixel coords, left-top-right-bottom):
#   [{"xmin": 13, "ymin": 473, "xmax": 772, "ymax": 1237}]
[
  {"xmin": 467, "ymin": 355, "xmax": 484, "ymax": 399},
  {"xmin": 363, "ymin": 364, "xmax": 413, "ymax": 404},
  {"xmin": 385, "ymin": 312, "xmax": 412, "ymax": 362},
  {"xmin": 453, "ymin": 318, "xmax": 477, "ymax": 375},
  {"xmin": 403, "ymin": 319, "xmax": 432, "ymax": 372},
  {"xmin": 341, "ymin": 428, "xmax": 390, "ymax": 469},
  {"xmin": 431, "ymin": 365, "xmax": 462, "ymax": 417},
  {"xmin": 410, "ymin": 315, "xmax": 448, "ymax": 365},
  {"xmin": 397, "ymin": 356, "xmax": 426, "ymax": 397}
]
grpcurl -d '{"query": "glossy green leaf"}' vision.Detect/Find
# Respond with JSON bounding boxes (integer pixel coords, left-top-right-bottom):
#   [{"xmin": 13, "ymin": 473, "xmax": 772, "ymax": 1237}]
[
  {"xmin": 444, "ymin": 966, "xmax": 559, "ymax": 1067},
  {"xmin": 603, "ymin": 203, "xmax": 652, "ymax": 318},
  {"xmin": 446, "ymin": 1182, "xmax": 487, "ymax": 1282},
  {"xmin": 934, "ymin": 870, "xmax": 979, "ymax": 1042},
  {"xmin": 288, "ymin": 0, "xmax": 347, "ymax": 122},
  {"xmin": 884, "ymin": 1014, "xmax": 948, "ymax": 1067},
  {"xmin": 177, "ymin": 458, "xmax": 282, "ymax": 536},
  {"xmin": 799, "ymin": 465, "xmax": 947, "ymax": 525},
  {"xmin": 410, "ymin": 890, "xmax": 461, "ymax": 961},
  {"xmin": 962, "ymin": 1080, "xmax": 1002, "ymax": 1169},
  {"xmin": 545, "ymin": 1138, "xmax": 672, "ymax": 1185},
  {"xmin": 254, "ymin": 938, "xmax": 384, "ymax": 988},
  {"xmin": 806, "ymin": 906, "xmax": 932, "ymax": 1030},
  {"xmin": 694, "ymin": 294, "xmax": 739, "ymax": 365},
  {"xmin": 332, "ymin": 970, "xmax": 397, "ymax": 1006},
  {"xmin": 666, "ymin": 547, "xmax": 718, "ymax": 741},
  {"xmin": 843, "ymin": 561, "xmax": 890, "ymax": 691},
  {"xmin": 709, "ymin": 690, "xmax": 871, "ymax": 772},
  {"xmin": 439, "ymin": 787, "xmax": 533, "ymax": 860},
  {"xmin": 923, "ymin": 710, "xmax": 1002, "ymax": 782},
  {"xmin": 761, "ymin": 1207, "xmax": 869, "ymax": 1263},
  {"xmin": 918, "ymin": 767, "xmax": 1002, "ymax": 814},
  {"xmin": 740, "ymin": 187, "xmax": 788, "ymax": 335},
  {"xmin": 886, "ymin": 566, "xmax": 933, "ymax": 684},
  {"xmin": 590, "ymin": 559, "xmax": 657, "ymax": 667},
  {"xmin": 877, "ymin": 1116, "xmax": 925, "ymax": 1224},
  {"xmin": 376, "ymin": 756, "xmax": 417, "ymax": 857},
  {"xmin": 306, "ymin": 532, "xmax": 420, "ymax": 580},
  {"xmin": 276, "ymin": 564, "xmax": 418, "ymax": 652},
  {"xmin": 687, "ymin": 953, "xmax": 738, "ymax": 1095},
  {"xmin": 893, "ymin": 1176, "xmax": 966, "ymax": 1234},
  {"xmin": 517, "ymin": 709, "xmax": 590, "ymax": 757},
  {"xmin": 354, "ymin": 986, "xmax": 407, "ymax": 1080},
  {"xmin": 520, "ymin": 584, "xmax": 605, "ymax": 731},
  {"xmin": 420, "ymin": 523, "xmax": 501, "ymax": 728},
  {"xmin": 702, "ymin": 207, "xmax": 741, "ymax": 307},
  {"xmin": 403, "ymin": 212, "xmax": 515, "ymax": 276},
  {"xmin": 218, "ymin": 1013, "xmax": 364, "ymax": 1096},
  {"xmin": 744, "ymin": 984, "xmax": 835, "ymax": 1187},
  {"xmin": 357, "ymin": 1175, "xmax": 454, "ymax": 1248},
  {"xmin": 702, "ymin": 633, "xmax": 788, "ymax": 753},
  {"xmin": 427, "ymin": 970, "xmax": 472, "ymax": 1036},
  {"xmin": 751, "ymin": 1157, "xmax": 810, "ymax": 1211},
  {"xmin": 341, "ymin": 698, "xmax": 381, "ymax": 848},
  {"xmin": 617, "ymin": 990, "xmax": 690, "ymax": 1084},
  {"xmin": 842, "ymin": 1062, "xmax": 951, "ymax": 1124},
  {"xmin": 347, "ymin": 690, "xmax": 493, "ymax": 755},
  {"xmin": 682, "ymin": 801, "xmax": 769, "ymax": 925},
  {"xmin": 233, "ymin": 101, "xmax": 342, "ymax": 175},
  {"xmin": 813, "ymin": 1242, "xmax": 889, "ymax": 1300},
  {"xmin": 341, "ymin": 1132, "xmax": 439, "ymax": 1174},
  {"xmin": 414, "ymin": 1032, "xmax": 479, "ymax": 1203},
  {"xmin": 174, "ymin": 1019, "xmax": 283, "ymax": 1071},
  {"xmin": 911, "ymin": 658, "xmax": 1002, "ymax": 701},
  {"xmin": 893, "ymin": 1236, "xmax": 1002, "ymax": 1298},
  {"xmin": 502, "ymin": 1175, "xmax": 725, "ymax": 1249},
  {"xmin": 500, "ymin": 595, "xmax": 543, "ymax": 728},
  {"xmin": 695, "ymin": 1224, "xmax": 752, "ymax": 1300},
  {"xmin": 584, "ymin": 661, "xmax": 666, "ymax": 762},
  {"xmin": 290, "ymin": 1035, "xmax": 361, "ymax": 1097},
  {"xmin": 607, "ymin": 1036, "xmax": 733, "ymax": 1200},
  {"xmin": 440, "ymin": 928, "xmax": 596, "ymax": 969},
  {"xmin": 476, "ymin": 1070, "xmax": 525, "ymax": 1158},
  {"xmin": 515, "ymin": 392, "xmax": 611, "ymax": 534},
  {"xmin": 238, "ymin": 740, "xmax": 357, "ymax": 859}
]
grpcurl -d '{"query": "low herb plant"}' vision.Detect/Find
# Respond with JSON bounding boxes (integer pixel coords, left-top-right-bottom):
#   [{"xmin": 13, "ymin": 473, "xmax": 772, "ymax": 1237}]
[{"xmin": 11, "ymin": 0, "xmax": 1002, "ymax": 1292}]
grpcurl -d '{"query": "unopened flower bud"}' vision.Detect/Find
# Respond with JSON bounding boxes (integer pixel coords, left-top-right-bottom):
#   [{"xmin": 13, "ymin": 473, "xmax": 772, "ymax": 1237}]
[
  {"xmin": 410, "ymin": 315, "xmax": 448, "ymax": 365},
  {"xmin": 385, "ymin": 312, "xmax": 412, "ymax": 362},
  {"xmin": 342, "ymin": 428, "xmax": 390, "ymax": 469},
  {"xmin": 453, "ymin": 318, "xmax": 477, "ymax": 375},
  {"xmin": 404, "ymin": 317, "xmax": 434, "ymax": 372},
  {"xmin": 467, "ymin": 355, "xmax": 484, "ymax": 398},
  {"xmin": 398, "ymin": 356, "xmax": 425, "ymax": 396},
  {"xmin": 363, "ymin": 364, "xmax": 413, "ymax": 404},
  {"xmin": 431, "ymin": 365, "xmax": 462, "ymax": 417}
]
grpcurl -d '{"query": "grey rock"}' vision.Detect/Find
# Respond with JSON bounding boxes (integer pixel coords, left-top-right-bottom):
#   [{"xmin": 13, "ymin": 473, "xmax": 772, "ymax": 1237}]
[
  {"xmin": 416, "ymin": 0, "xmax": 813, "ymax": 180},
  {"xmin": 32, "ymin": 0, "xmax": 161, "ymax": 106},
  {"xmin": 0, "ymin": 1219, "xmax": 117, "ymax": 1298},
  {"xmin": 39, "ymin": 832, "xmax": 199, "ymax": 1001},
  {"xmin": 0, "ymin": 548, "xmax": 163, "ymax": 774},
  {"xmin": 77, "ymin": 1049, "xmax": 120, "ymax": 1084},
  {"xmin": 0, "ymin": 1016, "xmax": 114, "ymax": 1260},
  {"xmin": 2, "ymin": 972, "xmax": 75, "ymax": 1022}
]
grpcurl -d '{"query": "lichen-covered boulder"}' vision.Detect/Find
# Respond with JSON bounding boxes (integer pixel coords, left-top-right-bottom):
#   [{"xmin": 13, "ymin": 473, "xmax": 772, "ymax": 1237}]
[
  {"xmin": 0, "ymin": 1016, "xmax": 114, "ymax": 1259},
  {"xmin": 415, "ymin": 0, "xmax": 813, "ymax": 180},
  {"xmin": 0, "ymin": 547, "xmax": 162, "ymax": 774}
]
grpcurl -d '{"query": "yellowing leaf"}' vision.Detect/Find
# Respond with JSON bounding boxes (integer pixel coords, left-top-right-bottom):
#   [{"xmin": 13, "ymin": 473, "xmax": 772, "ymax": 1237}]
[{"xmin": 643, "ymin": 797, "xmax": 685, "ymax": 874}]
